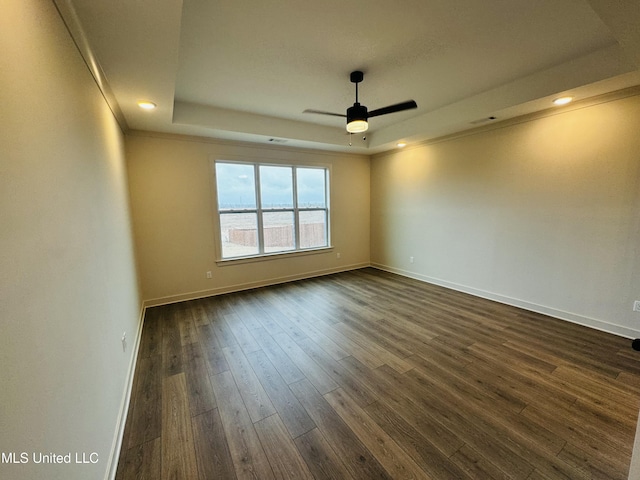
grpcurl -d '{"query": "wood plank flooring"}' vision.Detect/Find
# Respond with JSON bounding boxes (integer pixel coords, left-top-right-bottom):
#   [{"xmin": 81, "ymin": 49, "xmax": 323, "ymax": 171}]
[{"xmin": 116, "ymin": 268, "xmax": 640, "ymax": 479}]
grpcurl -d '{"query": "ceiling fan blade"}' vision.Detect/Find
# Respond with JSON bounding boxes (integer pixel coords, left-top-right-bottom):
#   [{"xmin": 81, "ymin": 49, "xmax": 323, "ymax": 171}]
[
  {"xmin": 303, "ymin": 109, "xmax": 346, "ymax": 118},
  {"xmin": 367, "ymin": 100, "xmax": 417, "ymax": 118}
]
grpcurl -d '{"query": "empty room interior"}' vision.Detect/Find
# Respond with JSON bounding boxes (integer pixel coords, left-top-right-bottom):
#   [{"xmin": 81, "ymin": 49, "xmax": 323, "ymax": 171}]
[{"xmin": 3, "ymin": 1, "xmax": 640, "ymax": 479}]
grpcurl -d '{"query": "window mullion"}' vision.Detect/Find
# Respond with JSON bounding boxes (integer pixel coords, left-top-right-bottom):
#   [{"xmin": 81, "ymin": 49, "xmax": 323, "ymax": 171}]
[
  {"xmin": 255, "ymin": 164, "xmax": 265, "ymax": 254},
  {"xmin": 292, "ymin": 167, "xmax": 300, "ymax": 249}
]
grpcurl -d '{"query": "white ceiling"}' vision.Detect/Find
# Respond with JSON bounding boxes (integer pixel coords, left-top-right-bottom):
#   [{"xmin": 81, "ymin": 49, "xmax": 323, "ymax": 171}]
[{"xmin": 56, "ymin": 0, "xmax": 640, "ymax": 154}]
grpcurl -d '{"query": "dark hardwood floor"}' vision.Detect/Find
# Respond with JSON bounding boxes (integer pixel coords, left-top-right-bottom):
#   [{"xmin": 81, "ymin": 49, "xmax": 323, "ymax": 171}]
[{"xmin": 116, "ymin": 268, "xmax": 640, "ymax": 479}]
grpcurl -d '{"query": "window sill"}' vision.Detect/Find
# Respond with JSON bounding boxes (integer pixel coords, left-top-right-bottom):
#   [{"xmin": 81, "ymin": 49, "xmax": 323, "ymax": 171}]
[{"xmin": 215, "ymin": 246, "xmax": 334, "ymax": 266}]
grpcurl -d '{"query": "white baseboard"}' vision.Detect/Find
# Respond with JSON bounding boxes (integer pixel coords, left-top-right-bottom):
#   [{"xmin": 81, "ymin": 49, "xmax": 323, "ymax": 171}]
[
  {"xmin": 371, "ymin": 263, "xmax": 640, "ymax": 339},
  {"xmin": 105, "ymin": 303, "xmax": 147, "ymax": 480},
  {"xmin": 143, "ymin": 262, "xmax": 370, "ymax": 308}
]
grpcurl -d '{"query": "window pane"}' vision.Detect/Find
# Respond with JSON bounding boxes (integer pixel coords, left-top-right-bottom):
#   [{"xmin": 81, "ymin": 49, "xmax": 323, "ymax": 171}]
[
  {"xmin": 299, "ymin": 210, "xmax": 327, "ymax": 248},
  {"xmin": 216, "ymin": 163, "xmax": 256, "ymax": 210},
  {"xmin": 219, "ymin": 212, "xmax": 259, "ymax": 258},
  {"xmin": 296, "ymin": 168, "xmax": 326, "ymax": 208},
  {"xmin": 263, "ymin": 211, "xmax": 295, "ymax": 253},
  {"xmin": 260, "ymin": 165, "xmax": 293, "ymax": 209}
]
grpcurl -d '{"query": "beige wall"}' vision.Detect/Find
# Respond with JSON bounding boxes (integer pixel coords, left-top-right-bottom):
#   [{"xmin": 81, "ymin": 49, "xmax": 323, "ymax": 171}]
[
  {"xmin": 371, "ymin": 91, "xmax": 640, "ymax": 338},
  {"xmin": 125, "ymin": 133, "xmax": 370, "ymax": 304},
  {"xmin": 0, "ymin": 2, "xmax": 141, "ymax": 480}
]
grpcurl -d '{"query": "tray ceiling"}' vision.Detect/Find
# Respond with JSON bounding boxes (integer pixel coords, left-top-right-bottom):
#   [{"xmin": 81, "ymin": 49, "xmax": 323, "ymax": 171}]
[{"xmin": 57, "ymin": 0, "xmax": 640, "ymax": 153}]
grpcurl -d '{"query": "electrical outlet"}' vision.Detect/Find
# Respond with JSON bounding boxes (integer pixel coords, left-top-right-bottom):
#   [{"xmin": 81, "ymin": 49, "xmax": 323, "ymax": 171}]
[
  {"xmin": 121, "ymin": 332, "xmax": 127, "ymax": 352},
  {"xmin": 409, "ymin": 256, "xmax": 414, "ymax": 263},
  {"xmin": 336, "ymin": 252, "xmax": 341, "ymax": 259},
  {"xmin": 634, "ymin": 301, "xmax": 640, "ymax": 312},
  {"xmin": 206, "ymin": 271, "xmax": 212, "ymax": 279}
]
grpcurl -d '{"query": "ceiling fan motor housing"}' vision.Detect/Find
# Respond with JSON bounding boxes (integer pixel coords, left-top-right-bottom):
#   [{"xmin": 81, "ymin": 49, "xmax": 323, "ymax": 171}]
[{"xmin": 347, "ymin": 103, "xmax": 368, "ymax": 123}]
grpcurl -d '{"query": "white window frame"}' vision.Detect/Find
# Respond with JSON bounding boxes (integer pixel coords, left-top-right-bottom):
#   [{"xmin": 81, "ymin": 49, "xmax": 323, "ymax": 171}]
[{"xmin": 211, "ymin": 158, "xmax": 331, "ymax": 263}]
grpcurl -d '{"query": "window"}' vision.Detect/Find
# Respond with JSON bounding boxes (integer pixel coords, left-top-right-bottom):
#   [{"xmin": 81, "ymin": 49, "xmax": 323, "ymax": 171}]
[{"xmin": 214, "ymin": 161, "xmax": 329, "ymax": 260}]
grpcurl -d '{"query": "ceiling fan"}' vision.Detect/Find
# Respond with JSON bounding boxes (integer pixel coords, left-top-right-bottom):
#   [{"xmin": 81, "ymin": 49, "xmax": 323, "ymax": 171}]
[{"xmin": 304, "ymin": 71, "xmax": 417, "ymax": 133}]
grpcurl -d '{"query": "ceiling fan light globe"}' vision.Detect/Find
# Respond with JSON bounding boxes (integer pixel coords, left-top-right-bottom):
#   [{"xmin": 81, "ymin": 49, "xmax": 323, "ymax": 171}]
[{"xmin": 347, "ymin": 120, "xmax": 368, "ymax": 133}]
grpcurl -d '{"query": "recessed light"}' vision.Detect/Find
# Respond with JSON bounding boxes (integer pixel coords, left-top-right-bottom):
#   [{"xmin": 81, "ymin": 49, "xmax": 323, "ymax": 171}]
[
  {"xmin": 137, "ymin": 101, "xmax": 157, "ymax": 110},
  {"xmin": 553, "ymin": 96, "xmax": 573, "ymax": 106},
  {"xmin": 397, "ymin": 142, "xmax": 407, "ymax": 148}
]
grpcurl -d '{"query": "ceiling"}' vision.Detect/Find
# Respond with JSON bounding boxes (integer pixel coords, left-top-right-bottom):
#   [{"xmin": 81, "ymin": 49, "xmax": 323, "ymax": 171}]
[{"xmin": 56, "ymin": 0, "xmax": 640, "ymax": 154}]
